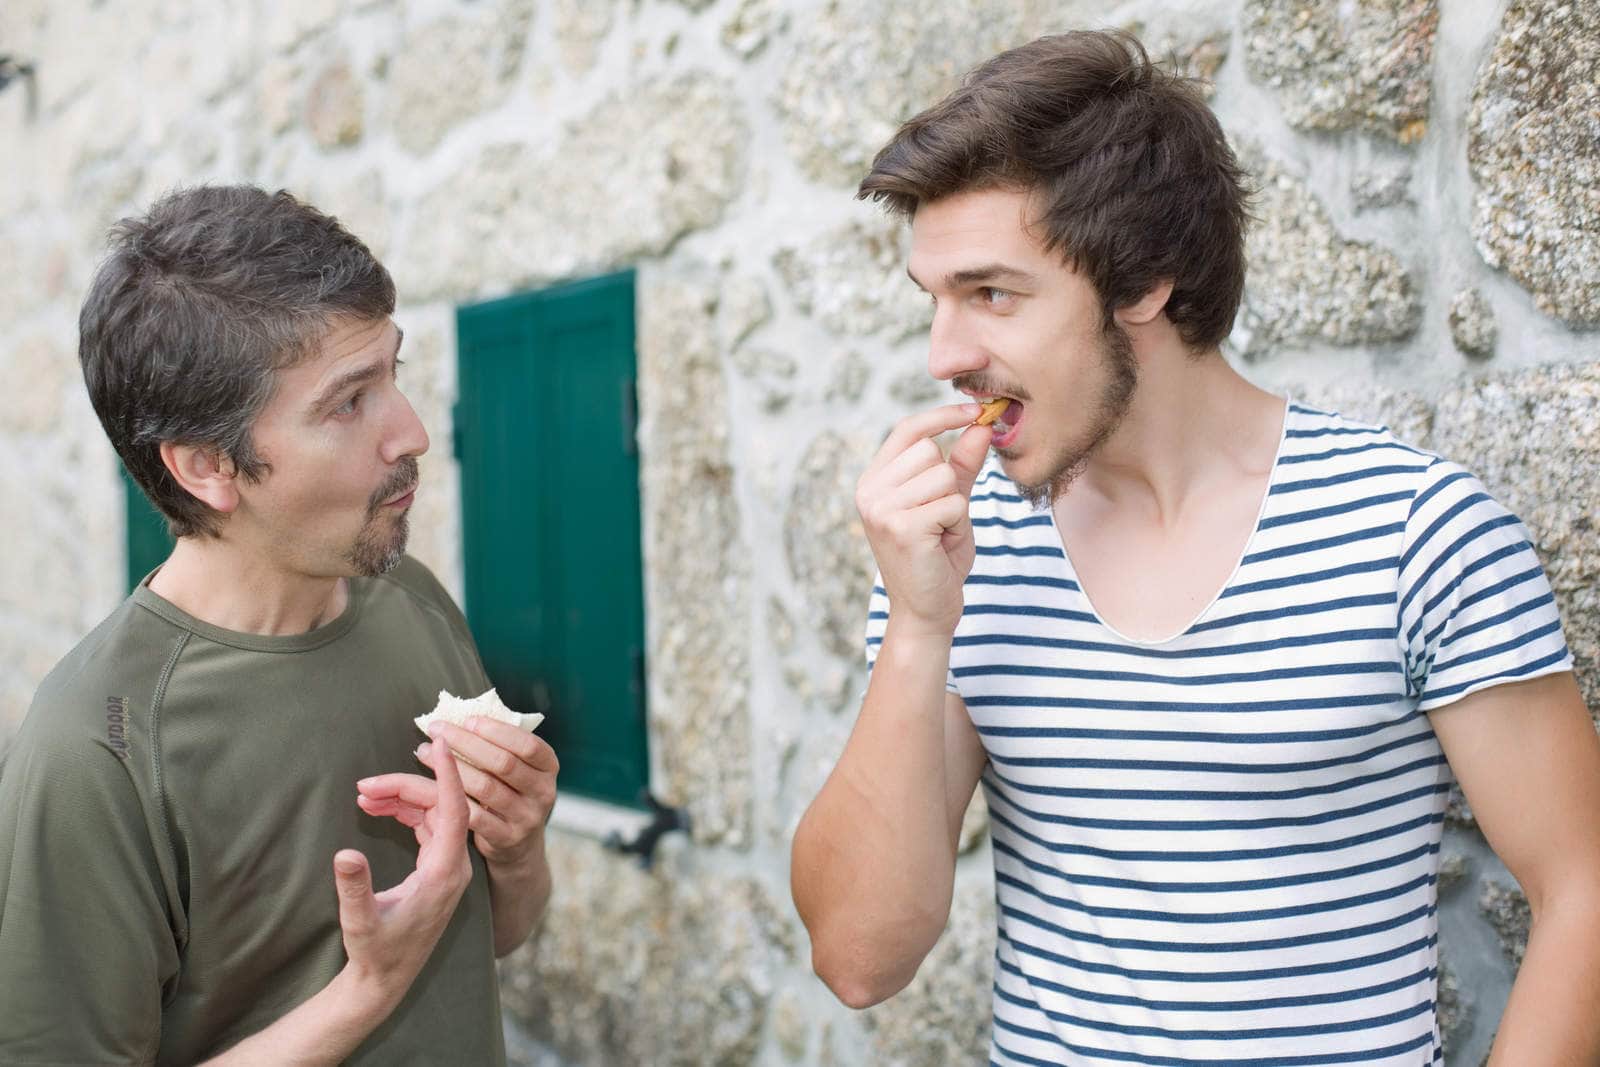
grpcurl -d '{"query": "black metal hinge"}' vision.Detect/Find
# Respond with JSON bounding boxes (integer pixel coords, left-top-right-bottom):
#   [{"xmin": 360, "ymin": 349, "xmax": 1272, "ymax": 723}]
[{"xmin": 604, "ymin": 791, "xmax": 689, "ymax": 870}]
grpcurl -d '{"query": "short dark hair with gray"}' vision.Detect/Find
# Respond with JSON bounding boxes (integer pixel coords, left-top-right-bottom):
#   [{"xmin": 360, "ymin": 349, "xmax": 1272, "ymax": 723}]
[{"xmin": 79, "ymin": 185, "xmax": 396, "ymax": 537}]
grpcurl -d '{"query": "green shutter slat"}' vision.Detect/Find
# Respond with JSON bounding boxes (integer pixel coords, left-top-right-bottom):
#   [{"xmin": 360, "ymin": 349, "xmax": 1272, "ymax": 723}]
[{"xmin": 455, "ymin": 271, "xmax": 650, "ymax": 810}]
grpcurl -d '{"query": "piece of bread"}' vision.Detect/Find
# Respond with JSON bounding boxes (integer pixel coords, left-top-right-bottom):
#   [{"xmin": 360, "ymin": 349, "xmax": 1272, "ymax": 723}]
[
  {"xmin": 414, "ymin": 687, "xmax": 545, "ymax": 738},
  {"xmin": 975, "ymin": 397, "xmax": 1010, "ymax": 426}
]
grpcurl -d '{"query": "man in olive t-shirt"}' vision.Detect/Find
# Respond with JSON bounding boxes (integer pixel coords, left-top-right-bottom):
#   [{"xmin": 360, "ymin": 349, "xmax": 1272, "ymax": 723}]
[
  {"xmin": 0, "ymin": 559, "xmax": 505, "ymax": 1065},
  {"xmin": 0, "ymin": 186, "xmax": 559, "ymax": 1065}
]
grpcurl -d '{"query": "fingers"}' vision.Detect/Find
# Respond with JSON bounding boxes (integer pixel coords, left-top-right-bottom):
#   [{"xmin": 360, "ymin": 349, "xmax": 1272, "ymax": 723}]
[
  {"xmin": 357, "ymin": 793, "xmax": 427, "ymax": 828},
  {"xmin": 421, "ymin": 737, "xmax": 470, "ymax": 861},
  {"xmin": 362, "ymin": 745, "xmax": 532, "ymax": 824},
  {"xmin": 359, "ymin": 788, "xmax": 493, "ymax": 838},
  {"xmin": 910, "ymin": 492, "xmax": 972, "ymax": 535},
  {"xmin": 873, "ymin": 436, "xmax": 945, "ymax": 489},
  {"xmin": 357, "ymin": 772, "xmax": 440, "ymax": 808},
  {"xmin": 418, "ymin": 731, "xmax": 557, "ymax": 834},
  {"xmin": 869, "ymin": 403, "xmax": 982, "ymax": 474},
  {"xmin": 948, "ymin": 422, "xmax": 994, "ymax": 497},
  {"xmin": 333, "ymin": 849, "xmax": 376, "ymax": 937},
  {"xmin": 886, "ymin": 462, "xmax": 961, "ymax": 512},
  {"xmin": 467, "ymin": 718, "xmax": 560, "ymax": 774},
  {"xmin": 424, "ymin": 723, "xmax": 526, "ymax": 787},
  {"xmin": 425, "ymin": 720, "xmax": 557, "ymax": 776}
]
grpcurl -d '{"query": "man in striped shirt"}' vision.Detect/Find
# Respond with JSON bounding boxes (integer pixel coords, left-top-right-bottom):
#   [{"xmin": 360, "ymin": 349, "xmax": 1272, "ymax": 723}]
[{"xmin": 790, "ymin": 30, "xmax": 1600, "ymax": 1065}]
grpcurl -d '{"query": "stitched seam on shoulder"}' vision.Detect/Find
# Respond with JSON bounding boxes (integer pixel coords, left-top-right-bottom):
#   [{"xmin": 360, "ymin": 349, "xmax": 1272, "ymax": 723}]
[
  {"xmin": 148, "ymin": 631, "xmax": 189, "ymax": 949},
  {"xmin": 1395, "ymin": 457, "xmax": 1442, "ymax": 696},
  {"xmin": 376, "ymin": 570, "xmax": 454, "ymax": 628}
]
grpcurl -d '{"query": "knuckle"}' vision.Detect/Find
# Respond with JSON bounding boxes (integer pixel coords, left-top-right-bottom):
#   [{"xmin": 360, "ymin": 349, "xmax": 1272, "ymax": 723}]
[{"xmin": 341, "ymin": 914, "xmax": 374, "ymax": 939}]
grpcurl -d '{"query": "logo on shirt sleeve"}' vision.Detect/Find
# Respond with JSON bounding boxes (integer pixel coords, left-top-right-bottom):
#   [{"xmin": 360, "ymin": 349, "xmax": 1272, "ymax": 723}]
[{"xmin": 105, "ymin": 696, "xmax": 131, "ymax": 760}]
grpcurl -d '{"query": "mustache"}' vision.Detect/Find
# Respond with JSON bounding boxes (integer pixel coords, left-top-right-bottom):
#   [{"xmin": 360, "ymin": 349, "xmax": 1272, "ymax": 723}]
[
  {"xmin": 368, "ymin": 457, "xmax": 420, "ymax": 515},
  {"xmin": 952, "ymin": 373, "xmax": 1031, "ymax": 402}
]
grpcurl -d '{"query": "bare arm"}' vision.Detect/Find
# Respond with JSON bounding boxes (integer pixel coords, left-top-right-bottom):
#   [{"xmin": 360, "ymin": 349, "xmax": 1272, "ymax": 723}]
[
  {"xmin": 1429, "ymin": 671, "xmax": 1600, "ymax": 1064},
  {"xmin": 201, "ymin": 739, "xmax": 476, "ymax": 1066},
  {"xmin": 793, "ymin": 677, "xmax": 987, "ymax": 1007},
  {"xmin": 792, "ymin": 403, "xmax": 992, "ymax": 1008}
]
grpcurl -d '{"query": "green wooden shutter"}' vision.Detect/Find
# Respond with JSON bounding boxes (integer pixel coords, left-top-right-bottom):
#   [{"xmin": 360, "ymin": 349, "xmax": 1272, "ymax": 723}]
[
  {"xmin": 122, "ymin": 464, "xmax": 175, "ymax": 590},
  {"xmin": 455, "ymin": 271, "xmax": 650, "ymax": 810}
]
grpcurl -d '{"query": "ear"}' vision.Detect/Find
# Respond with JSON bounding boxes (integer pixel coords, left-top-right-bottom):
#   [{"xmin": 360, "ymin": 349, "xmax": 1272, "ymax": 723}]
[
  {"xmin": 1114, "ymin": 280, "xmax": 1176, "ymax": 328},
  {"xmin": 159, "ymin": 442, "xmax": 240, "ymax": 517}
]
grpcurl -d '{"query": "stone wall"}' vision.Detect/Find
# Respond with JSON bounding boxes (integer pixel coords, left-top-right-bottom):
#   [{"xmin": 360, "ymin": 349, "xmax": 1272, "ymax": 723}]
[{"xmin": 1, "ymin": 1, "xmax": 1596, "ymax": 1064}]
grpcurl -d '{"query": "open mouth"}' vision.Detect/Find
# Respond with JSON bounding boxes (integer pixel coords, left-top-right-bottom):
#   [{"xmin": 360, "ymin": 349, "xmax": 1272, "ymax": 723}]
[{"xmin": 971, "ymin": 394, "xmax": 1025, "ymax": 448}]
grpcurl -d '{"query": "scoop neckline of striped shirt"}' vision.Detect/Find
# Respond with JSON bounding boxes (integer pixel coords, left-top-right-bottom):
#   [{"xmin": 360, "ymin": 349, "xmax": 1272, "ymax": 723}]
[{"xmin": 1047, "ymin": 393, "xmax": 1293, "ymax": 649}]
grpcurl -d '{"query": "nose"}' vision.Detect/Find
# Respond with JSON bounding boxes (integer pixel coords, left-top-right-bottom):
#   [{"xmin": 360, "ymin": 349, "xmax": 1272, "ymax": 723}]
[
  {"xmin": 382, "ymin": 389, "xmax": 430, "ymax": 465},
  {"xmin": 926, "ymin": 303, "xmax": 987, "ymax": 382}
]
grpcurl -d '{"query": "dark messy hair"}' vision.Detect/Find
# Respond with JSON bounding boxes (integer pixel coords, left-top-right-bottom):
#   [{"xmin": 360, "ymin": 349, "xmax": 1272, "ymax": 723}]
[
  {"xmin": 79, "ymin": 185, "xmax": 395, "ymax": 537},
  {"xmin": 859, "ymin": 29, "xmax": 1251, "ymax": 350}
]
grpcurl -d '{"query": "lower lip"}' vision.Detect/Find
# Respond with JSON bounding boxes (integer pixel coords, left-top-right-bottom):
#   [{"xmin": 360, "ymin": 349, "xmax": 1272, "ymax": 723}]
[
  {"xmin": 990, "ymin": 409, "xmax": 1024, "ymax": 449},
  {"xmin": 385, "ymin": 490, "xmax": 415, "ymax": 509}
]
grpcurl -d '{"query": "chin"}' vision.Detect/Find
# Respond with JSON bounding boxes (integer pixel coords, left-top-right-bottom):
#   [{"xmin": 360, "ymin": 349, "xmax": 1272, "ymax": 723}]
[{"xmin": 347, "ymin": 521, "xmax": 409, "ymax": 577}]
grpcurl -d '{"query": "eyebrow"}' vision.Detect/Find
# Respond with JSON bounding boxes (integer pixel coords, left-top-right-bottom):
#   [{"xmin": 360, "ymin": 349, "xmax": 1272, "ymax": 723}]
[
  {"xmin": 309, "ymin": 325, "xmax": 405, "ymax": 414},
  {"xmin": 906, "ymin": 263, "xmax": 1040, "ymax": 291}
]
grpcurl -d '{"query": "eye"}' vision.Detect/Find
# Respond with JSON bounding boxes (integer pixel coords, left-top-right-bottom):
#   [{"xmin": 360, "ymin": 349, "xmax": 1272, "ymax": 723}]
[
  {"xmin": 980, "ymin": 287, "xmax": 1016, "ymax": 309},
  {"xmin": 334, "ymin": 391, "xmax": 362, "ymax": 417}
]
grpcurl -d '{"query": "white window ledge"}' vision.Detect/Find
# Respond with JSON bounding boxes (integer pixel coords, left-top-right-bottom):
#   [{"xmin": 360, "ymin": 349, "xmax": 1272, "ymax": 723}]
[{"xmin": 547, "ymin": 791, "xmax": 656, "ymax": 844}]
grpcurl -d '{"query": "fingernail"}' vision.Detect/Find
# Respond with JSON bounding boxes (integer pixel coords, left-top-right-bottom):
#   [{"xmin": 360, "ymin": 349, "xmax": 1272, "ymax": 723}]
[
  {"xmin": 415, "ymin": 743, "xmax": 430, "ymax": 760},
  {"xmin": 357, "ymin": 776, "xmax": 373, "ymax": 788},
  {"xmin": 428, "ymin": 724, "xmax": 443, "ymax": 740}
]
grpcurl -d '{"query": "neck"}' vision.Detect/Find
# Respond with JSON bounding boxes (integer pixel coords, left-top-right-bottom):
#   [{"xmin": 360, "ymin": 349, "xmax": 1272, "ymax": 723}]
[
  {"xmin": 147, "ymin": 535, "xmax": 349, "ymax": 636},
  {"xmin": 1074, "ymin": 339, "xmax": 1285, "ymax": 520}
]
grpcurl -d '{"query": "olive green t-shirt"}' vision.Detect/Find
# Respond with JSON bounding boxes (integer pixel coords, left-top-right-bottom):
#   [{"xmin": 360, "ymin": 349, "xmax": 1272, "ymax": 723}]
[{"xmin": 0, "ymin": 557, "xmax": 507, "ymax": 1066}]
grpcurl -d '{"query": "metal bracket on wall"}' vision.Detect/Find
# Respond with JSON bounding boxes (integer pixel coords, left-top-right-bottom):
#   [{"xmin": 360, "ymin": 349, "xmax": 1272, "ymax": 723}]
[{"xmin": 603, "ymin": 791, "xmax": 690, "ymax": 870}]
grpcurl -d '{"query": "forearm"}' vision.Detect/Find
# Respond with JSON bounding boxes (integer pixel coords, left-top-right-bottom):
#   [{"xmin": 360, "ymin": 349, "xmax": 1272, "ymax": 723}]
[
  {"xmin": 791, "ymin": 620, "xmax": 958, "ymax": 1004},
  {"xmin": 1486, "ymin": 889, "xmax": 1600, "ymax": 1064},
  {"xmin": 201, "ymin": 965, "xmax": 397, "ymax": 1066},
  {"xmin": 487, "ymin": 833, "xmax": 552, "ymax": 957}
]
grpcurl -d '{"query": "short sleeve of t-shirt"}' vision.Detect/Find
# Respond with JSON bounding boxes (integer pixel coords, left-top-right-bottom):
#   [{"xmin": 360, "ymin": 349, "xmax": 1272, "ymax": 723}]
[
  {"xmin": 0, "ymin": 707, "xmax": 178, "ymax": 1063},
  {"xmin": 1396, "ymin": 458, "xmax": 1573, "ymax": 711},
  {"xmin": 864, "ymin": 572, "xmax": 961, "ymax": 695}
]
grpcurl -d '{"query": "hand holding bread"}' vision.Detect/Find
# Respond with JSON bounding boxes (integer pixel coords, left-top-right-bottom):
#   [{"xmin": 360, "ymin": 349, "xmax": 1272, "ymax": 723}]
[{"xmin": 359, "ymin": 689, "xmax": 559, "ymax": 872}]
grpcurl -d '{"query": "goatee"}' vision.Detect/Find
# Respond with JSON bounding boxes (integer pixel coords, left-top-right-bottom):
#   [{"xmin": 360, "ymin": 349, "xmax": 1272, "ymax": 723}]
[{"xmin": 348, "ymin": 457, "xmax": 419, "ymax": 576}]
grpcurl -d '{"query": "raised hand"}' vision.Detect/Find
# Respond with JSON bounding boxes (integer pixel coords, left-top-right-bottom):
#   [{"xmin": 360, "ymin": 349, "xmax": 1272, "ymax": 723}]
[
  {"xmin": 334, "ymin": 737, "xmax": 473, "ymax": 1007},
  {"xmin": 855, "ymin": 403, "xmax": 992, "ymax": 637}
]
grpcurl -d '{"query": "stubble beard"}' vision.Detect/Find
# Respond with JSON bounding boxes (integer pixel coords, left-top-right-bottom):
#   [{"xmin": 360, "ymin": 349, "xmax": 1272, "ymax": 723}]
[
  {"xmin": 1010, "ymin": 323, "xmax": 1138, "ymax": 510},
  {"xmin": 348, "ymin": 457, "xmax": 418, "ymax": 577}
]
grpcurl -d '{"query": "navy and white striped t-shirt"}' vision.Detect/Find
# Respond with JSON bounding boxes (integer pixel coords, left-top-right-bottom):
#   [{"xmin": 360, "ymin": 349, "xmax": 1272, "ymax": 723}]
[{"xmin": 864, "ymin": 401, "xmax": 1571, "ymax": 1066}]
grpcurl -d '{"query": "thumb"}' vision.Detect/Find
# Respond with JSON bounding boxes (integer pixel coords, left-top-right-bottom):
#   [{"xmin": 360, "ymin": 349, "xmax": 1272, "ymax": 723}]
[
  {"xmin": 333, "ymin": 849, "xmax": 376, "ymax": 935},
  {"xmin": 948, "ymin": 422, "xmax": 993, "ymax": 497}
]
